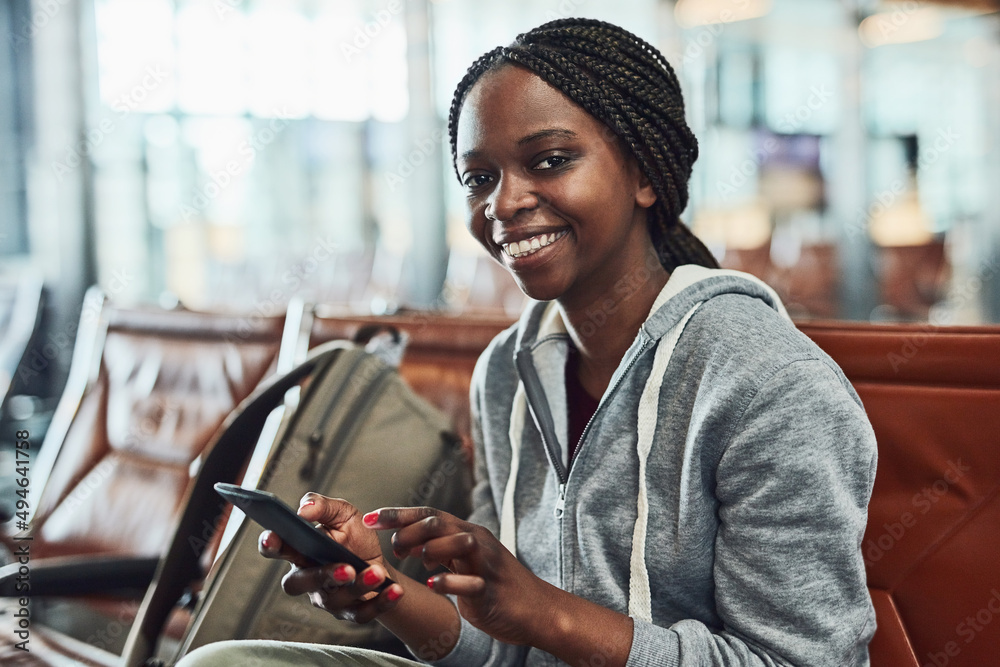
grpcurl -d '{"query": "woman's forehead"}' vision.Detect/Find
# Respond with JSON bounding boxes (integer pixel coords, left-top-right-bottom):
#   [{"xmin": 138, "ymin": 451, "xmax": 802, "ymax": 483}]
[{"xmin": 456, "ymin": 65, "xmax": 602, "ymax": 155}]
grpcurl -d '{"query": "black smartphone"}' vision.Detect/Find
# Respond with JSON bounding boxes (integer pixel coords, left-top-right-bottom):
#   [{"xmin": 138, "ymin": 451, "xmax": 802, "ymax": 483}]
[{"xmin": 214, "ymin": 483, "xmax": 392, "ymax": 591}]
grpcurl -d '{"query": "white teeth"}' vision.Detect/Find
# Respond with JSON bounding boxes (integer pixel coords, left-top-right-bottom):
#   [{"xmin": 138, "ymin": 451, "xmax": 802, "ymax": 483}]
[{"xmin": 502, "ymin": 230, "xmax": 567, "ymax": 258}]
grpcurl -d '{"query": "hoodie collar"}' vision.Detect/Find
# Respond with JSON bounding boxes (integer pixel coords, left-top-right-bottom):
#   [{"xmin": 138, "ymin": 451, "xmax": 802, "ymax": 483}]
[{"xmin": 514, "ymin": 265, "xmax": 790, "ymax": 353}]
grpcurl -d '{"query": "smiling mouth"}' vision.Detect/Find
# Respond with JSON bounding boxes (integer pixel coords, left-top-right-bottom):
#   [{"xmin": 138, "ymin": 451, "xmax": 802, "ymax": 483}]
[{"xmin": 501, "ymin": 231, "xmax": 568, "ymax": 259}]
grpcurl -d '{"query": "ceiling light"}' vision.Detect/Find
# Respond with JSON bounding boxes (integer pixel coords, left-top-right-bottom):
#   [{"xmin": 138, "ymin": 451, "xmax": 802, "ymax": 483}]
[
  {"xmin": 859, "ymin": 6, "xmax": 944, "ymax": 47},
  {"xmin": 674, "ymin": 0, "xmax": 772, "ymax": 29}
]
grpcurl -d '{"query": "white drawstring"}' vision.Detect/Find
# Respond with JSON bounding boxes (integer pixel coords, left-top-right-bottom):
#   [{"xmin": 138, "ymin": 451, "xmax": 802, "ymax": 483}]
[
  {"xmin": 500, "ymin": 382, "xmax": 526, "ymax": 554},
  {"xmin": 629, "ymin": 302, "xmax": 702, "ymax": 621}
]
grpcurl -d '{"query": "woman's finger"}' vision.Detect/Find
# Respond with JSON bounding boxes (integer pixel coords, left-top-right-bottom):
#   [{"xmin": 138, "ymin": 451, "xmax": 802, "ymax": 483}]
[
  {"xmin": 258, "ymin": 530, "xmax": 316, "ymax": 569},
  {"xmin": 426, "ymin": 573, "xmax": 486, "ymax": 597},
  {"xmin": 388, "ymin": 512, "xmax": 466, "ymax": 554},
  {"xmin": 281, "ymin": 562, "xmax": 354, "ymax": 597},
  {"xmin": 283, "ymin": 561, "xmax": 392, "ymax": 599},
  {"xmin": 418, "ymin": 532, "xmax": 478, "ymax": 570},
  {"xmin": 297, "ymin": 493, "xmax": 359, "ymax": 528},
  {"xmin": 363, "ymin": 506, "xmax": 451, "ymax": 530},
  {"xmin": 348, "ymin": 583, "xmax": 404, "ymax": 624}
]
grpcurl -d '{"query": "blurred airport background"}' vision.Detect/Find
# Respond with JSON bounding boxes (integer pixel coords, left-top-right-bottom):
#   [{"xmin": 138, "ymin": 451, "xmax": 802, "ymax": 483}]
[{"xmin": 2, "ymin": 0, "xmax": 1000, "ymax": 422}]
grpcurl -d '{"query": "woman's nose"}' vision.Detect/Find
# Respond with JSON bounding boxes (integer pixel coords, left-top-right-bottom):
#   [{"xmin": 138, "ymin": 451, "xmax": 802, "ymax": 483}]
[{"xmin": 485, "ymin": 173, "xmax": 539, "ymax": 222}]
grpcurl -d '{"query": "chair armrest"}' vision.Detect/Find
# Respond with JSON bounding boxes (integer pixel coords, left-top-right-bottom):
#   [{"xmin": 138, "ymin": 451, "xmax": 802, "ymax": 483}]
[{"xmin": 0, "ymin": 554, "xmax": 160, "ymax": 597}]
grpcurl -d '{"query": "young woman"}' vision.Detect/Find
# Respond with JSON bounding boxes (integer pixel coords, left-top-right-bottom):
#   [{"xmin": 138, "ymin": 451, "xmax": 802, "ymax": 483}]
[{"xmin": 179, "ymin": 18, "xmax": 876, "ymax": 667}]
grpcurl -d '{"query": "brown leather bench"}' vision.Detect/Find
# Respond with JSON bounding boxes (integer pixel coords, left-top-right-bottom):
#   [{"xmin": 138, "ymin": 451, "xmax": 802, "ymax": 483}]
[{"xmin": 8, "ymin": 305, "xmax": 997, "ymax": 667}]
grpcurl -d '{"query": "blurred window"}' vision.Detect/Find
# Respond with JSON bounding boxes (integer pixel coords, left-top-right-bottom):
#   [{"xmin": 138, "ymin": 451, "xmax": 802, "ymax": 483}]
[
  {"xmin": 90, "ymin": 0, "xmax": 409, "ymax": 310},
  {"xmin": 76, "ymin": 0, "xmax": 1000, "ymax": 323}
]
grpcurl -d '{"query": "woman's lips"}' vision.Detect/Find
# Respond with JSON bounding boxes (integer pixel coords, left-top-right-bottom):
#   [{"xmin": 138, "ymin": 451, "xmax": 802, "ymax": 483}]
[{"xmin": 501, "ymin": 230, "xmax": 569, "ymax": 259}]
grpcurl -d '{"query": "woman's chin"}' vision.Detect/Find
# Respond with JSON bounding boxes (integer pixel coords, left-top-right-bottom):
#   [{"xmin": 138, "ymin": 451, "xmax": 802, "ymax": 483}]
[{"xmin": 510, "ymin": 276, "xmax": 566, "ymax": 303}]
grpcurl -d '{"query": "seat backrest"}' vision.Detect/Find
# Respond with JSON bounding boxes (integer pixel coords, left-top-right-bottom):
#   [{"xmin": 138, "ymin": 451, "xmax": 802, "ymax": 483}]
[
  {"xmin": 799, "ymin": 321, "xmax": 1000, "ymax": 667},
  {"xmin": 24, "ymin": 290, "xmax": 289, "ymax": 561}
]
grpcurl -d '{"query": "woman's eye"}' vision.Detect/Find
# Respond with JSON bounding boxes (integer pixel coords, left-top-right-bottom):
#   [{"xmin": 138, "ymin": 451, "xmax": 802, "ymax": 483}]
[
  {"xmin": 535, "ymin": 155, "xmax": 569, "ymax": 170},
  {"xmin": 463, "ymin": 173, "xmax": 492, "ymax": 188}
]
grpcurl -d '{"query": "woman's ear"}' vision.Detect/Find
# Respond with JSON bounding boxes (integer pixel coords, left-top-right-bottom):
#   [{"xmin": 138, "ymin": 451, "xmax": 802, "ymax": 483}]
[{"xmin": 635, "ymin": 172, "xmax": 657, "ymax": 209}]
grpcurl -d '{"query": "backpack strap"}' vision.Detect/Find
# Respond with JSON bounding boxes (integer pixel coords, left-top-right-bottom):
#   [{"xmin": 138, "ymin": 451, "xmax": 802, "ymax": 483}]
[{"xmin": 121, "ymin": 344, "xmax": 346, "ymax": 666}]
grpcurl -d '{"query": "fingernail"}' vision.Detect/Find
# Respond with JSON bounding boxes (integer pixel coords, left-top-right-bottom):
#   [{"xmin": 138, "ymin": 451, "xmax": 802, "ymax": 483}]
[
  {"xmin": 262, "ymin": 533, "xmax": 274, "ymax": 549},
  {"xmin": 300, "ymin": 499, "xmax": 315, "ymax": 509},
  {"xmin": 386, "ymin": 587, "xmax": 401, "ymax": 602},
  {"xmin": 363, "ymin": 569, "xmax": 381, "ymax": 587},
  {"xmin": 426, "ymin": 576, "xmax": 435, "ymax": 589},
  {"xmin": 363, "ymin": 511, "xmax": 379, "ymax": 526},
  {"xmin": 333, "ymin": 565, "xmax": 352, "ymax": 582}
]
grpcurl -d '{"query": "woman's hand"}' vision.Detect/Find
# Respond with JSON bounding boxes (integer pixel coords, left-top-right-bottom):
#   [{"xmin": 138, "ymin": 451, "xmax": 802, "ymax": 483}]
[
  {"xmin": 365, "ymin": 507, "xmax": 551, "ymax": 647},
  {"xmin": 258, "ymin": 492, "xmax": 404, "ymax": 624}
]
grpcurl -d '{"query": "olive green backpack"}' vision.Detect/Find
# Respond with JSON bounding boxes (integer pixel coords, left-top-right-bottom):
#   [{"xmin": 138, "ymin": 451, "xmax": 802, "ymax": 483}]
[{"xmin": 122, "ymin": 337, "xmax": 471, "ymax": 665}]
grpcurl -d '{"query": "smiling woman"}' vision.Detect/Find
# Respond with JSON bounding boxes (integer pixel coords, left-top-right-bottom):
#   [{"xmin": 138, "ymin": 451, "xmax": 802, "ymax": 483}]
[
  {"xmin": 448, "ymin": 24, "xmax": 719, "ymax": 280},
  {"xmin": 178, "ymin": 17, "xmax": 877, "ymax": 667}
]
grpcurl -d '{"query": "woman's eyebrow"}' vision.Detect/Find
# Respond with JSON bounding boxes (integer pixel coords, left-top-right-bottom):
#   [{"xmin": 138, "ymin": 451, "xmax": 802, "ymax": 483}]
[
  {"xmin": 459, "ymin": 128, "xmax": 579, "ymax": 162},
  {"xmin": 517, "ymin": 128, "xmax": 577, "ymax": 146}
]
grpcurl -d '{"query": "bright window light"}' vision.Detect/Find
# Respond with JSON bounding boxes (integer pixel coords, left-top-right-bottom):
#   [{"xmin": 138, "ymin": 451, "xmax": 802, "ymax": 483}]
[
  {"xmin": 94, "ymin": 0, "xmax": 406, "ymax": 121},
  {"xmin": 312, "ymin": 8, "xmax": 372, "ymax": 122},
  {"xmin": 94, "ymin": 0, "xmax": 175, "ymax": 113},
  {"xmin": 176, "ymin": 2, "xmax": 247, "ymax": 115},
  {"xmin": 247, "ymin": 4, "xmax": 310, "ymax": 118}
]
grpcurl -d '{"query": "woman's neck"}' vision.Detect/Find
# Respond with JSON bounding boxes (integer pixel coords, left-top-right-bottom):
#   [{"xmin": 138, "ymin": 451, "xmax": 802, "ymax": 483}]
[{"xmin": 558, "ymin": 249, "xmax": 670, "ymax": 399}]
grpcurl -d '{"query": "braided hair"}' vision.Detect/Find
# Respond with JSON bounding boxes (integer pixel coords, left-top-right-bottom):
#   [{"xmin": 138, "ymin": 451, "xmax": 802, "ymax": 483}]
[{"xmin": 447, "ymin": 18, "xmax": 719, "ymax": 272}]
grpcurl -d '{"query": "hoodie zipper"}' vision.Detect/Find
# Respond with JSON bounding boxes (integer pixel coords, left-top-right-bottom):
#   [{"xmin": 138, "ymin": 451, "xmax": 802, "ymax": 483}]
[
  {"xmin": 514, "ymin": 349, "xmax": 568, "ymax": 494},
  {"xmin": 514, "ymin": 334, "xmax": 652, "ymax": 590},
  {"xmin": 515, "ymin": 334, "xmax": 653, "ymax": 513}
]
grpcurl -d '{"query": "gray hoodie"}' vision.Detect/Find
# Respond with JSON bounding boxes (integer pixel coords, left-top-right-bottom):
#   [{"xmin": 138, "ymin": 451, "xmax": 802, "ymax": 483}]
[{"xmin": 427, "ymin": 266, "xmax": 877, "ymax": 667}]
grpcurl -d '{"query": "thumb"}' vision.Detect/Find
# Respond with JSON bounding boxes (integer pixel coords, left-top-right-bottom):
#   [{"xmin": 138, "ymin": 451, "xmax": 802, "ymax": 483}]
[{"xmin": 297, "ymin": 493, "xmax": 359, "ymax": 529}]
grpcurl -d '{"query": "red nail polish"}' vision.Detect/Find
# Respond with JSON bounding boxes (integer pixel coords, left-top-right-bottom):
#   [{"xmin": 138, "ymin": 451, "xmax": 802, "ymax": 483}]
[
  {"xmin": 333, "ymin": 565, "xmax": 352, "ymax": 582},
  {"xmin": 426, "ymin": 576, "xmax": 435, "ymax": 589},
  {"xmin": 262, "ymin": 533, "xmax": 274, "ymax": 549},
  {"xmin": 363, "ymin": 569, "xmax": 380, "ymax": 587},
  {"xmin": 386, "ymin": 587, "xmax": 401, "ymax": 602},
  {"xmin": 363, "ymin": 511, "xmax": 379, "ymax": 526}
]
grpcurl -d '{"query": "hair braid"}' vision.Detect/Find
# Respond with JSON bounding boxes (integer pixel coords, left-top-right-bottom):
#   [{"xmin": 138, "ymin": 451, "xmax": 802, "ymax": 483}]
[{"xmin": 447, "ymin": 18, "xmax": 718, "ymax": 272}]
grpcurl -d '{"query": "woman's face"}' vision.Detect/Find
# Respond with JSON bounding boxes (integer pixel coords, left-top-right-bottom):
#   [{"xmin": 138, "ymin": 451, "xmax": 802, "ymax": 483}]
[{"xmin": 455, "ymin": 65, "xmax": 658, "ymax": 306}]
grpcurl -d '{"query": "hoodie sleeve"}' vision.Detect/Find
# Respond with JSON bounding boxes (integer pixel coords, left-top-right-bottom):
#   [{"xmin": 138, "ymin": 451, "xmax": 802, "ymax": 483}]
[{"xmin": 628, "ymin": 358, "xmax": 877, "ymax": 667}]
